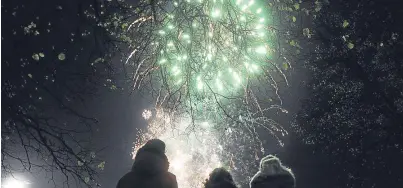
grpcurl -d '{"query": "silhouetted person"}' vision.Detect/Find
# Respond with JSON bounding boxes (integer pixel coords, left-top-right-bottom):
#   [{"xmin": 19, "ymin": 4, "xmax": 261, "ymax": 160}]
[
  {"xmin": 204, "ymin": 167, "xmax": 238, "ymax": 188},
  {"xmin": 250, "ymin": 155, "xmax": 295, "ymax": 188},
  {"xmin": 117, "ymin": 139, "xmax": 178, "ymax": 188}
]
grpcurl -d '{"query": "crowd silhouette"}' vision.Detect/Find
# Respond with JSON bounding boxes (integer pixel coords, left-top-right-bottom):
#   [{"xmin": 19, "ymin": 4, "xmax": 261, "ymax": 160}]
[{"xmin": 117, "ymin": 139, "xmax": 295, "ymax": 188}]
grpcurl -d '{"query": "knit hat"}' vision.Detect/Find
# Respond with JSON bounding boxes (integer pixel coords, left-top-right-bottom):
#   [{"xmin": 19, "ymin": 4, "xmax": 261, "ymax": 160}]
[
  {"xmin": 142, "ymin": 139, "xmax": 166, "ymax": 155},
  {"xmin": 250, "ymin": 155, "xmax": 295, "ymax": 188},
  {"xmin": 204, "ymin": 168, "xmax": 238, "ymax": 188}
]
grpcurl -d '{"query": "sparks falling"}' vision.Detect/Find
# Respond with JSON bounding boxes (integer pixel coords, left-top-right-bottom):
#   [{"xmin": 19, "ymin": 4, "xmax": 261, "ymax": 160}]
[
  {"xmin": 128, "ymin": 1, "xmax": 290, "ymax": 186},
  {"xmin": 134, "ymin": 106, "xmax": 289, "ymax": 187},
  {"xmin": 134, "ymin": 109, "xmax": 224, "ymax": 188},
  {"xmin": 125, "ymin": 0, "xmax": 288, "ymax": 125},
  {"xmin": 155, "ymin": 0, "xmax": 274, "ymax": 97},
  {"xmin": 124, "ymin": 0, "xmax": 289, "ymax": 128}
]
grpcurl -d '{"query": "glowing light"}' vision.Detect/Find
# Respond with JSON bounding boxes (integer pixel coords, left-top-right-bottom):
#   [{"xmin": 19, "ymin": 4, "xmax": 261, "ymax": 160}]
[
  {"xmin": 182, "ymin": 34, "xmax": 190, "ymax": 39},
  {"xmin": 208, "ymin": 32, "xmax": 213, "ymax": 37},
  {"xmin": 207, "ymin": 53, "xmax": 213, "ymax": 61},
  {"xmin": 3, "ymin": 178, "xmax": 29, "ymax": 188},
  {"xmin": 159, "ymin": 58, "xmax": 167, "ymax": 64},
  {"xmin": 135, "ymin": 110, "xmax": 224, "ymax": 188},
  {"xmin": 241, "ymin": 5, "xmax": 248, "ymax": 11},
  {"xmin": 197, "ymin": 76, "xmax": 204, "ymax": 90},
  {"xmin": 167, "ymin": 41, "xmax": 174, "ymax": 47},
  {"xmin": 255, "ymin": 46, "xmax": 267, "ymax": 54},
  {"xmin": 176, "ymin": 78, "xmax": 183, "ymax": 85},
  {"xmin": 172, "ymin": 66, "xmax": 181, "ymax": 76},
  {"xmin": 142, "ymin": 109, "xmax": 152, "ymax": 120},
  {"xmin": 216, "ymin": 78, "xmax": 223, "ymax": 90},
  {"xmin": 158, "ymin": 30, "xmax": 166, "ymax": 35},
  {"xmin": 211, "ymin": 9, "xmax": 221, "ymax": 17},
  {"xmin": 251, "ymin": 64, "xmax": 259, "ymax": 71}
]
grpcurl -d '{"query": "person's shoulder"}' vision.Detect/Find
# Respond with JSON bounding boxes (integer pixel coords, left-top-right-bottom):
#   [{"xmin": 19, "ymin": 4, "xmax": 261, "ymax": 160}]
[
  {"xmin": 157, "ymin": 171, "xmax": 178, "ymax": 188},
  {"xmin": 163, "ymin": 172, "xmax": 178, "ymax": 184},
  {"xmin": 250, "ymin": 172, "xmax": 265, "ymax": 184},
  {"xmin": 117, "ymin": 171, "xmax": 139, "ymax": 188},
  {"xmin": 167, "ymin": 172, "xmax": 177, "ymax": 179},
  {"xmin": 251, "ymin": 174, "xmax": 295, "ymax": 188}
]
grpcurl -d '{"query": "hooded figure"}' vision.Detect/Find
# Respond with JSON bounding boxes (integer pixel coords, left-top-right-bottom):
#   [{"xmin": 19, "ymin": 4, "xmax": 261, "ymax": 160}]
[
  {"xmin": 250, "ymin": 155, "xmax": 295, "ymax": 188},
  {"xmin": 117, "ymin": 139, "xmax": 178, "ymax": 188},
  {"xmin": 204, "ymin": 168, "xmax": 238, "ymax": 188}
]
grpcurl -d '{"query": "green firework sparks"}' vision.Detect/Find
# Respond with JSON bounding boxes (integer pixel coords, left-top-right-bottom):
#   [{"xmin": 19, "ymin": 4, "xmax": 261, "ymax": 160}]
[
  {"xmin": 125, "ymin": 0, "xmax": 288, "ymax": 125},
  {"xmin": 154, "ymin": 0, "xmax": 275, "ymax": 97},
  {"xmin": 129, "ymin": 1, "xmax": 292, "ymax": 185}
]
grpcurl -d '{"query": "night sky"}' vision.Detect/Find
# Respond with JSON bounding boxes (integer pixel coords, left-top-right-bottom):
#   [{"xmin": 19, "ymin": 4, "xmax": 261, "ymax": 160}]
[{"xmin": 2, "ymin": 0, "xmax": 402, "ymax": 188}]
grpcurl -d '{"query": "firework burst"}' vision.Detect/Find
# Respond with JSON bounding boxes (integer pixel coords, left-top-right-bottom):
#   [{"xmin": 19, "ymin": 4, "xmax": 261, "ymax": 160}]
[
  {"xmin": 125, "ymin": 0, "xmax": 288, "ymax": 121},
  {"xmin": 154, "ymin": 0, "xmax": 275, "ymax": 96},
  {"xmin": 128, "ymin": 1, "xmax": 292, "ymax": 186},
  {"xmin": 134, "ymin": 108, "xmax": 224, "ymax": 188}
]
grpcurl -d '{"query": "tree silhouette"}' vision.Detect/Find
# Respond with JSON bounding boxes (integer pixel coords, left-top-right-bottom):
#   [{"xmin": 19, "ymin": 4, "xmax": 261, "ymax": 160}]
[
  {"xmin": 294, "ymin": 0, "xmax": 403, "ymax": 187},
  {"xmin": 1, "ymin": 0, "xmax": 128, "ymax": 186}
]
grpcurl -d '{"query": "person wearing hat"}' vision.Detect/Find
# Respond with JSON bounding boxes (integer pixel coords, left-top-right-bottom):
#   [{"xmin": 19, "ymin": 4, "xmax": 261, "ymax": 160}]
[
  {"xmin": 250, "ymin": 155, "xmax": 295, "ymax": 188},
  {"xmin": 204, "ymin": 168, "xmax": 238, "ymax": 188},
  {"xmin": 117, "ymin": 139, "xmax": 178, "ymax": 188}
]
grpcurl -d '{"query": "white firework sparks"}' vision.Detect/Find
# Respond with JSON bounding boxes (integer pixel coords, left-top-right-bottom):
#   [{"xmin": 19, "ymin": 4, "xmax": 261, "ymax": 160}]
[
  {"xmin": 133, "ymin": 107, "xmax": 289, "ymax": 187},
  {"xmin": 134, "ymin": 109, "xmax": 224, "ymax": 188},
  {"xmin": 142, "ymin": 109, "xmax": 152, "ymax": 120}
]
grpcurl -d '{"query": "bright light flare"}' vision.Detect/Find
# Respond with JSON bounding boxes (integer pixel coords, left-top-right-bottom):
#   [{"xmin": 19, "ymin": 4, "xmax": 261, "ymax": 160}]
[{"xmin": 3, "ymin": 178, "xmax": 30, "ymax": 188}]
